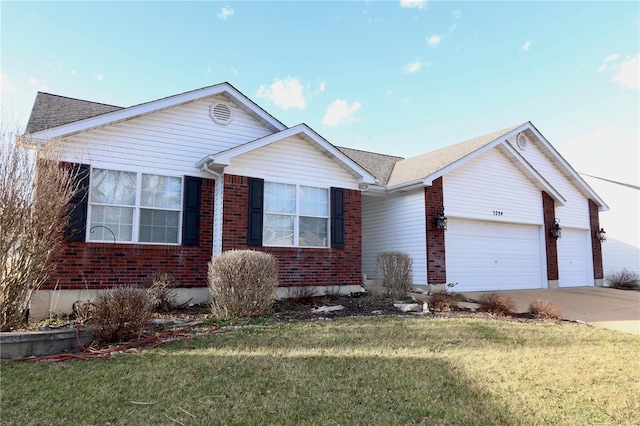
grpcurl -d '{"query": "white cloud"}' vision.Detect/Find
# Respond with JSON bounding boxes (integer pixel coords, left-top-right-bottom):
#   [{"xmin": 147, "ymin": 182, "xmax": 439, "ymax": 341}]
[
  {"xmin": 256, "ymin": 77, "xmax": 306, "ymax": 110},
  {"xmin": 596, "ymin": 64, "xmax": 608, "ymax": 73},
  {"xmin": 521, "ymin": 41, "xmax": 532, "ymax": 52},
  {"xmin": 70, "ymin": 70, "xmax": 77, "ymax": 76},
  {"xmin": 1, "ymin": 72, "xmax": 16, "ymax": 93},
  {"xmin": 206, "ymin": 67, "xmax": 212, "ymax": 73},
  {"xmin": 28, "ymin": 76, "xmax": 48, "ymax": 90},
  {"xmin": 403, "ymin": 58, "xmax": 422, "ymax": 74},
  {"xmin": 427, "ymin": 35, "xmax": 441, "ymax": 47},
  {"xmin": 230, "ymin": 67, "xmax": 237, "ymax": 75},
  {"xmin": 322, "ymin": 99, "xmax": 361, "ymax": 127},
  {"xmin": 319, "ymin": 80, "xmax": 326, "ymax": 93},
  {"xmin": 612, "ymin": 55, "xmax": 639, "ymax": 89},
  {"xmin": 385, "ymin": 88, "xmax": 393, "ymax": 96},
  {"xmin": 400, "ymin": 0, "xmax": 426, "ymax": 9},
  {"xmin": 632, "ymin": 16, "xmax": 639, "ymax": 26},
  {"xmin": 572, "ymin": 65, "xmax": 584, "ymax": 76},
  {"xmin": 452, "ymin": 9, "xmax": 462, "ymax": 19},
  {"xmin": 94, "ymin": 74, "xmax": 104, "ymax": 81},
  {"xmin": 604, "ymin": 53, "xmax": 619, "ymax": 62},
  {"xmin": 217, "ymin": 7, "xmax": 234, "ymax": 20}
]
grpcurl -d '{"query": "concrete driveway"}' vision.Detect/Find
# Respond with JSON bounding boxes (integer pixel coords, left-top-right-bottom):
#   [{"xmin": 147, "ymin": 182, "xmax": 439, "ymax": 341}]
[{"xmin": 461, "ymin": 287, "xmax": 640, "ymax": 335}]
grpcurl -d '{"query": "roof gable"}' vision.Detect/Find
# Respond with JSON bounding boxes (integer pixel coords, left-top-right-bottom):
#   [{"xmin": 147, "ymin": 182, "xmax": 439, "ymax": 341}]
[
  {"xmin": 24, "ymin": 82, "xmax": 287, "ymax": 140},
  {"xmin": 337, "ymin": 147, "xmax": 403, "ymax": 186},
  {"xmin": 197, "ymin": 124, "xmax": 377, "ymax": 185}
]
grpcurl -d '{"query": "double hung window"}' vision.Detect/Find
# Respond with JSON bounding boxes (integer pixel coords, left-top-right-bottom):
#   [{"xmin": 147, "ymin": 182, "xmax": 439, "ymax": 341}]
[
  {"xmin": 88, "ymin": 168, "xmax": 182, "ymax": 244},
  {"xmin": 263, "ymin": 182, "xmax": 329, "ymax": 247}
]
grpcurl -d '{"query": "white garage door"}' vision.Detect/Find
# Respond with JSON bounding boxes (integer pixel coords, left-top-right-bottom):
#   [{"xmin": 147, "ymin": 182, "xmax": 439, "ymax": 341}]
[
  {"xmin": 558, "ymin": 228, "xmax": 592, "ymax": 287},
  {"xmin": 445, "ymin": 219, "xmax": 544, "ymax": 292}
]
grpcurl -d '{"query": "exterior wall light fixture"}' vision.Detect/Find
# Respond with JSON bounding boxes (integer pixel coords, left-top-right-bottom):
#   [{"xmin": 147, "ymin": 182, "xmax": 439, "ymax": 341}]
[
  {"xmin": 436, "ymin": 207, "xmax": 448, "ymax": 231},
  {"xmin": 550, "ymin": 219, "xmax": 562, "ymax": 240},
  {"xmin": 596, "ymin": 227, "xmax": 607, "ymax": 242}
]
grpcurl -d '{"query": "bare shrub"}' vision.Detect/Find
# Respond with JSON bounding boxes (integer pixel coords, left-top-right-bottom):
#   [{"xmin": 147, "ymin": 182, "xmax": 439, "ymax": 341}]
[
  {"xmin": 72, "ymin": 300, "xmax": 96, "ymax": 324},
  {"xmin": 528, "ymin": 300, "xmax": 562, "ymax": 320},
  {"xmin": 286, "ymin": 285, "xmax": 318, "ymax": 303},
  {"xmin": 88, "ymin": 286, "xmax": 154, "ymax": 344},
  {"xmin": 145, "ymin": 272, "xmax": 178, "ymax": 312},
  {"xmin": 208, "ymin": 250, "xmax": 279, "ymax": 318},
  {"xmin": 605, "ymin": 269, "xmax": 640, "ymax": 290},
  {"xmin": 1, "ymin": 125, "xmax": 82, "ymax": 331},
  {"xmin": 478, "ymin": 293, "xmax": 515, "ymax": 316},
  {"xmin": 429, "ymin": 291, "xmax": 459, "ymax": 311},
  {"xmin": 376, "ymin": 252, "xmax": 413, "ymax": 299}
]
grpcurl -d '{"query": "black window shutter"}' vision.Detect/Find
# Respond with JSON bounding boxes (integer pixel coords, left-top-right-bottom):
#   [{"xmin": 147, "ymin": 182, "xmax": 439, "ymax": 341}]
[
  {"xmin": 247, "ymin": 177, "xmax": 264, "ymax": 246},
  {"xmin": 182, "ymin": 176, "xmax": 202, "ymax": 246},
  {"xmin": 65, "ymin": 163, "xmax": 90, "ymax": 242},
  {"xmin": 331, "ymin": 187, "xmax": 345, "ymax": 249}
]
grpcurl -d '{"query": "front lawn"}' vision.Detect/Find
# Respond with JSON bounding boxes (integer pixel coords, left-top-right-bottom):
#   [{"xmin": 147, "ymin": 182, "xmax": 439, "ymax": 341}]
[{"xmin": 1, "ymin": 317, "xmax": 639, "ymax": 425}]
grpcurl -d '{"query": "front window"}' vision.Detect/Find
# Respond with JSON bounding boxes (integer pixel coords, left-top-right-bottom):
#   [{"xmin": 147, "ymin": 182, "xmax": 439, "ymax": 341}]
[
  {"xmin": 263, "ymin": 182, "xmax": 328, "ymax": 247},
  {"xmin": 88, "ymin": 168, "xmax": 182, "ymax": 244}
]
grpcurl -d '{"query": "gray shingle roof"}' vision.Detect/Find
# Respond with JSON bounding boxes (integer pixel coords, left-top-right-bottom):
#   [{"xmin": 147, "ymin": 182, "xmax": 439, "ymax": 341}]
[
  {"xmin": 386, "ymin": 123, "xmax": 525, "ymax": 187},
  {"xmin": 337, "ymin": 146, "xmax": 403, "ymax": 186},
  {"xmin": 25, "ymin": 92, "xmax": 123, "ymax": 133}
]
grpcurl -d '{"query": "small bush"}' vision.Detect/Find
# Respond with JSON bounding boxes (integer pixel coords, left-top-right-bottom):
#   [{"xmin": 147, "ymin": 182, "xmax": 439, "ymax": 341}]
[
  {"xmin": 88, "ymin": 286, "xmax": 154, "ymax": 344},
  {"xmin": 286, "ymin": 285, "xmax": 318, "ymax": 303},
  {"xmin": 146, "ymin": 272, "xmax": 178, "ymax": 312},
  {"xmin": 605, "ymin": 269, "xmax": 640, "ymax": 290},
  {"xmin": 376, "ymin": 252, "xmax": 413, "ymax": 300},
  {"xmin": 429, "ymin": 291, "xmax": 458, "ymax": 311},
  {"xmin": 72, "ymin": 300, "xmax": 95, "ymax": 324},
  {"xmin": 208, "ymin": 250, "xmax": 279, "ymax": 318},
  {"xmin": 478, "ymin": 293, "xmax": 515, "ymax": 316},
  {"xmin": 528, "ymin": 299, "xmax": 562, "ymax": 320}
]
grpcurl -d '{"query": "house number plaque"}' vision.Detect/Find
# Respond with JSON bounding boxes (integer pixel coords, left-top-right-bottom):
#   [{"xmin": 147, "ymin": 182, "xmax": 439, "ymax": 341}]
[{"xmin": 492, "ymin": 211, "xmax": 504, "ymax": 216}]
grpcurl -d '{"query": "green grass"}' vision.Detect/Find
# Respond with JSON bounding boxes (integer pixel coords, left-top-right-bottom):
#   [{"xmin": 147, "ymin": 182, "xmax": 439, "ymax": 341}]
[{"xmin": 2, "ymin": 317, "xmax": 639, "ymax": 425}]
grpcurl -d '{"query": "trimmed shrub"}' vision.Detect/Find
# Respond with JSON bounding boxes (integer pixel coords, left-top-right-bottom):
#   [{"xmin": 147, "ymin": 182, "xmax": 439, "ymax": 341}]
[
  {"xmin": 376, "ymin": 252, "xmax": 413, "ymax": 299},
  {"xmin": 88, "ymin": 286, "xmax": 154, "ymax": 344},
  {"xmin": 146, "ymin": 272, "xmax": 178, "ymax": 312},
  {"xmin": 605, "ymin": 269, "xmax": 640, "ymax": 290},
  {"xmin": 208, "ymin": 250, "xmax": 279, "ymax": 318},
  {"xmin": 478, "ymin": 293, "xmax": 515, "ymax": 316},
  {"xmin": 528, "ymin": 299, "xmax": 562, "ymax": 320},
  {"xmin": 429, "ymin": 291, "xmax": 458, "ymax": 311}
]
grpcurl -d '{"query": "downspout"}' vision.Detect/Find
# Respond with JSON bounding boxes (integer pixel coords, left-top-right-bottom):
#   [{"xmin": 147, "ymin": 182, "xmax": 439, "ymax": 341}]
[{"xmin": 202, "ymin": 163, "xmax": 224, "ymax": 257}]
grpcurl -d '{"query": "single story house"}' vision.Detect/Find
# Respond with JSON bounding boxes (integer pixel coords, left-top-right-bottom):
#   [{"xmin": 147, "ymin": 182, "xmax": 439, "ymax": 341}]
[{"xmin": 22, "ymin": 82, "xmax": 608, "ymax": 318}]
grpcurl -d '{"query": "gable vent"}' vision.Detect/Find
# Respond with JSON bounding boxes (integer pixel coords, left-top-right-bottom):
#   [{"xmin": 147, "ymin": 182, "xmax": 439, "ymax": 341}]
[
  {"xmin": 209, "ymin": 102, "xmax": 233, "ymax": 125},
  {"xmin": 516, "ymin": 132, "xmax": 528, "ymax": 150}
]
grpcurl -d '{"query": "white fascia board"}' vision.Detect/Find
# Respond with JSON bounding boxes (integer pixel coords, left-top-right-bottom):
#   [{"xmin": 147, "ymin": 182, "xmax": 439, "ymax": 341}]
[
  {"xmin": 500, "ymin": 141, "xmax": 566, "ymax": 205},
  {"xmin": 386, "ymin": 178, "xmax": 427, "ymax": 192},
  {"xmin": 199, "ymin": 124, "xmax": 377, "ymax": 184},
  {"xmin": 28, "ymin": 82, "xmax": 287, "ymax": 140},
  {"xmin": 526, "ymin": 122, "xmax": 609, "ymax": 211}
]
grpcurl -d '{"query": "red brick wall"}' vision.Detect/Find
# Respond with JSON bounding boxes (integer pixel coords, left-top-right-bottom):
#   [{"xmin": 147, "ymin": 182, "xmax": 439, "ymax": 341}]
[
  {"xmin": 542, "ymin": 191, "xmax": 559, "ymax": 281},
  {"xmin": 589, "ymin": 199, "xmax": 604, "ymax": 280},
  {"xmin": 424, "ymin": 177, "xmax": 446, "ymax": 284},
  {"xmin": 44, "ymin": 178, "xmax": 215, "ymax": 290},
  {"xmin": 222, "ymin": 174, "xmax": 362, "ymax": 287}
]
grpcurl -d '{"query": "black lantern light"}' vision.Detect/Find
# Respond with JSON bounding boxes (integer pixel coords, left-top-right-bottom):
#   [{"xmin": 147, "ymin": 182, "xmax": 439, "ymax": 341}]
[
  {"xmin": 596, "ymin": 227, "xmax": 607, "ymax": 242},
  {"xmin": 550, "ymin": 219, "xmax": 562, "ymax": 240},
  {"xmin": 436, "ymin": 207, "xmax": 448, "ymax": 231}
]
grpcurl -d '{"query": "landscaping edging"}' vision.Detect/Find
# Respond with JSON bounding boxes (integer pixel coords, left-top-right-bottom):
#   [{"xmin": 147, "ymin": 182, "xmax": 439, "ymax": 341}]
[{"xmin": 0, "ymin": 327, "xmax": 92, "ymax": 359}]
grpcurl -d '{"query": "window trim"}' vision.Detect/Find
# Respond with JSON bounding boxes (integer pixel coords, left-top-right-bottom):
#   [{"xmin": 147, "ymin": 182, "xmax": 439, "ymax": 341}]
[
  {"xmin": 262, "ymin": 181, "xmax": 330, "ymax": 248},
  {"xmin": 87, "ymin": 167, "xmax": 184, "ymax": 245}
]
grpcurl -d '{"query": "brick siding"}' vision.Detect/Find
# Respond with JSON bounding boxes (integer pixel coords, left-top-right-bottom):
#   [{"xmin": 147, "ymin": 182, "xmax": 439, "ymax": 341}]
[
  {"xmin": 588, "ymin": 199, "xmax": 604, "ymax": 280},
  {"xmin": 542, "ymin": 191, "xmax": 559, "ymax": 281},
  {"xmin": 424, "ymin": 177, "xmax": 446, "ymax": 284},
  {"xmin": 222, "ymin": 174, "xmax": 362, "ymax": 287},
  {"xmin": 44, "ymin": 178, "xmax": 215, "ymax": 290}
]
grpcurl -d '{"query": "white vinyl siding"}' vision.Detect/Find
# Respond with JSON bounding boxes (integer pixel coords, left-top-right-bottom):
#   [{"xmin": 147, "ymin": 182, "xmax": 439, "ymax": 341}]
[
  {"xmin": 506, "ymin": 135, "xmax": 590, "ymax": 229},
  {"xmin": 58, "ymin": 95, "xmax": 274, "ymax": 178},
  {"xmin": 361, "ymin": 190, "xmax": 427, "ymax": 285},
  {"xmin": 557, "ymin": 228, "xmax": 594, "ymax": 287},
  {"xmin": 446, "ymin": 220, "xmax": 544, "ymax": 292},
  {"xmin": 443, "ymin": 147, "xmax": 543, "ymax": 225},
  {"xmin": 226, "ymin": 136, "xmax": 359, "ymax": 190}
]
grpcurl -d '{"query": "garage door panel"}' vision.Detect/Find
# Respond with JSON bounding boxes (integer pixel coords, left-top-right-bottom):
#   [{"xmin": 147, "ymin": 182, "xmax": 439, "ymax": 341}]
[
  {"xmin": 558, "ymin": 228, "xmax": 592, "ymax": 287},
  {"xmin": 445, "ymin": 220, "xmax": 543, "ymax": 292}
]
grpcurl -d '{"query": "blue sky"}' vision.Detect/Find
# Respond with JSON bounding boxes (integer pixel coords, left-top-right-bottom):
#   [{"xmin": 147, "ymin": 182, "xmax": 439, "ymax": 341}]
[{"xmin": 1, "ymin": 1, "xmax": 638, "ymax": 185}]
